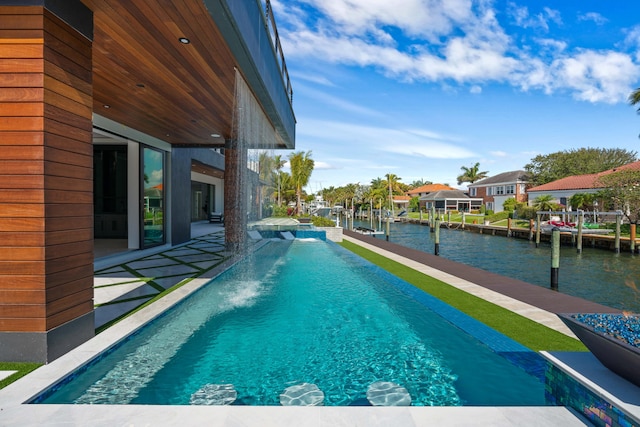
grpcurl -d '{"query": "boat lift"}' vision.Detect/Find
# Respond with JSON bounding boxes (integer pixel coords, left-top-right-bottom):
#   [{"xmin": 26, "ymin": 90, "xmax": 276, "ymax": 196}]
[{"xmin": 535, "ymin": 210, "xmax": 626, "ymax": 253}]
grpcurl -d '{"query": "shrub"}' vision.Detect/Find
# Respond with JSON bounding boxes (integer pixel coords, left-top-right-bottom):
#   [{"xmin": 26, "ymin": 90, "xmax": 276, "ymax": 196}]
[
  {"xmin": 516, "ymin": 206, "xmax": 537, "ymax": 220},
  {"xmin": 272, "ymin": 205, "xmax": 289, "ymax": 217},
  {"xmin": 485, "ymin": 211, "xmax": 509, "ymax": 222},
  {"xmin": 312, "ymin": 216, "xmax": 336, "ymax": 227}
]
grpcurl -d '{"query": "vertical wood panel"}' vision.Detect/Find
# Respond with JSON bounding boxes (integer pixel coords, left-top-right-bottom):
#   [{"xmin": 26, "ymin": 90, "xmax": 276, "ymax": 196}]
[{"xmin": 0, "ymin": 7, "xmax": 93, "ymax": 333}]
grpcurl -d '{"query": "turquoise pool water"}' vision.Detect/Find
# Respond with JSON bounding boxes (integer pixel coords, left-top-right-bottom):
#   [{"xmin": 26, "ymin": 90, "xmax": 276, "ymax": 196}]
[{"xmin": 38, "ymin": 239, "xmax": 548, "ymax": 406}]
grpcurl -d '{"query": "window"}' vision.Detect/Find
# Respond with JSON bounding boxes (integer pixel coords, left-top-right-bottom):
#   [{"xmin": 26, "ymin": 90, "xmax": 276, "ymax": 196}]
[
  {"xmin": 469, "ymin": 188, "xmax": 477, "ymax": 196},
  {"xmin": 506, "ymin": 184, "xmax": 515, "ymax": 194},
  {"xmin": 495, "ymin": 186, "xmax": 504, "ymax": 195}
]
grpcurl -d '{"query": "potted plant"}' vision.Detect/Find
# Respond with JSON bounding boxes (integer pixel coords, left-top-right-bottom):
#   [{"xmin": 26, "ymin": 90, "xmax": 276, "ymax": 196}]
[{"xmin": 558, "ymin": 312, "xmax": 640, "ymax": 387}]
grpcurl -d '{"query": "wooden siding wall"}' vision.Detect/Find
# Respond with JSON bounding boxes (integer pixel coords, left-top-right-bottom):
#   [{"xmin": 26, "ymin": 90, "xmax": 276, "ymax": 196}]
[{"xmin": 0, "ymin": 7, "xmax": 93, "ymax": 333}]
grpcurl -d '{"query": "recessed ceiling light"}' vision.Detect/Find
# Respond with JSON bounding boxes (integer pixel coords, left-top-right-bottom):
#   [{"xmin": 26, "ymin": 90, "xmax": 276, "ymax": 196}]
[
  {"xmin": 136, "ymin": 83, "xmax": 145, "ymax": 88},
  {"xmin": 211, "ymin": 133, "xmax": 220, "ymax": 138},
  {"xmin": 103, "ymin": 104, "xmax": 110, "ymax": 109},
  {"xmin": 179, "ymin": 37, "xmax": 190, "ymax": 44}
]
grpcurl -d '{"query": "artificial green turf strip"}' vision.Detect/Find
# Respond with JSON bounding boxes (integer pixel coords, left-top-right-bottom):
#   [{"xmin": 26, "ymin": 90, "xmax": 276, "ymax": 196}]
[
  {"xmin": 0, "ymin": 362, "xmax": 40, "ymax": 390},
  {"xmin": 339, "ymin": 240, "xmax": 586, "ymax": 352}
]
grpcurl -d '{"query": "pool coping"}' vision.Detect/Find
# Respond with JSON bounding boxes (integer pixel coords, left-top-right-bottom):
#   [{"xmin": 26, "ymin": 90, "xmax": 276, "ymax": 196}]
[{"xmin": 0, "ymin": 236, "xmax": 605, "ymax": 426}]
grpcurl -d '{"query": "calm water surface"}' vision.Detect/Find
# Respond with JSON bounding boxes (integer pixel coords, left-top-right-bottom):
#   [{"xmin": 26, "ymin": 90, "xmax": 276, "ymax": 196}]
[{"xmin": 354, "ymin": 220, "xmax": 640, "ymax": 313}]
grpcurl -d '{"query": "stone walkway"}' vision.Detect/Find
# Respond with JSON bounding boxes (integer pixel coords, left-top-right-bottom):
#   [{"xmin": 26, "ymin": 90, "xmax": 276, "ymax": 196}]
[{"xmin": 93, "ymin": 230, "xmax": 231, "ymax": 329}]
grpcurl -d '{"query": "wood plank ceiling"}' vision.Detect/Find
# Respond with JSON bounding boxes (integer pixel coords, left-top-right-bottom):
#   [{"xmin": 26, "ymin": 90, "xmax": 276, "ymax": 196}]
[{"xmin": 80, "ymin": 0, "xmax": 237, "ymax": 147}]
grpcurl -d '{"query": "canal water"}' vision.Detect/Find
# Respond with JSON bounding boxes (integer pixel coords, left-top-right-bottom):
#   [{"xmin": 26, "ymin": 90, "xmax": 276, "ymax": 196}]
[{"xmin": 351, "ymin": 219, "xmax": 640, "ymax": 313}]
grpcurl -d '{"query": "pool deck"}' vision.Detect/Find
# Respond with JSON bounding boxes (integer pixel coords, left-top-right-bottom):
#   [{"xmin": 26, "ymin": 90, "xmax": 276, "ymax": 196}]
[{"xmin": 0, "ymin": 224, "xmax": 638, "ymax": 426}]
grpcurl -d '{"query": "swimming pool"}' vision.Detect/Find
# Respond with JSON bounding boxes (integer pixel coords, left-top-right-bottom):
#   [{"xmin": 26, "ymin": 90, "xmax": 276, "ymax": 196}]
[{"xmin": 37, "ymin": 238, "xmax": 548, "ymax": 407}]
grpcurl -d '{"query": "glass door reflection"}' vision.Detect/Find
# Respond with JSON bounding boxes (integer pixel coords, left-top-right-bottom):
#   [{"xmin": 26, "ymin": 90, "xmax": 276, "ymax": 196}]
[{"xmin": 142, "ymin": 146, "xmax": 164, "ymax": 248}]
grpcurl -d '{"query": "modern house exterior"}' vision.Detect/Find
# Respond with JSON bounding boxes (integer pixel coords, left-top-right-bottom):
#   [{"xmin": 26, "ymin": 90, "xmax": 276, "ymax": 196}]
[
  {"xmin": 467, "ymin": 170, "xmax": 529, "ymax": 213},
  {"xmin": 0, "ymin": 0, "xmax": 295, "ymax": 362},
  {"xmin": 527, "ymin": 161, "xmax": 640, "ymax": 209},
  {"xmin": 419, "ymin": 190, "xmax": 483, "ymax": 213}
]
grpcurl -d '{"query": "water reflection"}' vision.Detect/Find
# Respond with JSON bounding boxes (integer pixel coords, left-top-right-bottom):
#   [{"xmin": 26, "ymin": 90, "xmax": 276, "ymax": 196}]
[{"xmin": 355, "ymin": 220, "xmax": 640, "ymax": 313}]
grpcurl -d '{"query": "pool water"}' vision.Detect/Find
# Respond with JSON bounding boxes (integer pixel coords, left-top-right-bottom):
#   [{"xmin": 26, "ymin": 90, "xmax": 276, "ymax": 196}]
[{"xmin": 39, "ymin": 239, "xmax": 548, "ymax": 406}]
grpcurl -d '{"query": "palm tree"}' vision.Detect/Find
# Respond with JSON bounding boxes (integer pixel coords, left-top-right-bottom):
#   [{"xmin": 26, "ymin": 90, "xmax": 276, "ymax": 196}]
[
  {"xmin": 288, "ymin": 150, "xmax": 314, "ymax": 214},
  {"xmin": 457, "ymin": 162, "xmax": 488, "ymax": 185},
  {"xmin": 273, "ymin": 154, "xmax": 286, "ymax": 206},
  {"xmin": 630, "ymin": 87, "xmax": 640, "ymax": 113},
  {"xmin": 532, "ymin": 195, "xmax": 557, "ymax": 211},
  {"xmin": 568, "ymin": 193, "xmax": 596, "ymax": 211}
]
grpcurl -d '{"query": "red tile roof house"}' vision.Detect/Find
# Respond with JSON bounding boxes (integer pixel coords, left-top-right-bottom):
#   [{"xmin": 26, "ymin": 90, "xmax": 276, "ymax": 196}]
[
  {"xmin": 391, "ymin": 195, "xmax": 412, "ymax": 213},
  {"xmin": 527, "ymin": 161, "xmax": 640, "ymax": 209},
  {"xmin": 467, "ymin": 171, "xmax": 530, "ymax": 213},
  {"xmin": 407, "ymin": 184, "xmax": 457, "ymax": 211}
]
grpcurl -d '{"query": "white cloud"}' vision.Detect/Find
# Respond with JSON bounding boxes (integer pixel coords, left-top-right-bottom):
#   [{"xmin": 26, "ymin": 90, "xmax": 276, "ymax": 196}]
[
  {"xmin": 470, "ymin": 85, "xmax": 482, "ymax": 94},
  {"xmin": 297, "ymin": 83, "xmax": 386, "ymax": 117},
  {"xmin": 578, "ymin": 12, "xmax": 608, "ymax": 25},
  {"xmin": 278, "ymin": 0, "xmax": 640, "ymax": 104},
  {"xmin": 548, "ymin": 50, "xmax": 639, "ymax": 103},
  {"xmin": 507, "ymin": 3, "xmax": 562, "ymax": 31},
  {"xmin": 313, "ymin": 161, "xmax": 339, "ymax": 170},
  {"xmin": 298, "ymin": 119, "xmax": 475, "ymax": 159},
  {"xmin": 290, "ymin": 71, "xmax": 336, "ymax": 87}
]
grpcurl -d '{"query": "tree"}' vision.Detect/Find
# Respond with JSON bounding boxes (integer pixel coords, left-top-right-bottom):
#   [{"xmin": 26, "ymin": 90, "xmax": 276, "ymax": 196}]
[
  {"xmin": 532, "ymin": 195, "xmax": 557, "ymax": 211},
  {"xmin": 525, "ymin": 148, "xmax": 638, "ymax": 186},
  {"xmin": 288, "ymin": 151, "xmax": 314, "ymax": 214},
  {"xmin": 457, "ymin": 162, "xmax": 488, "ymax": 185},
  {"xmin": 597, "ymin": 169, "xmax": 640, "ymax": 225},
  {"xmin": 568, "ymin": 193, "xmax": 596, "ymax": 211},
  {"xmin": 630, "ymin": 87, "xmax": 640, "ymax": 113},
  {"xmin": 409, "ymin": 179, "xmax": 431, "ymax": 189},
  {"xmin": 502, "ymin": 197, "xmax": 519, "ymax": 212},
  {"xmin": 273, "ymin": 155, "xmax": 286, "ymax": 206}
]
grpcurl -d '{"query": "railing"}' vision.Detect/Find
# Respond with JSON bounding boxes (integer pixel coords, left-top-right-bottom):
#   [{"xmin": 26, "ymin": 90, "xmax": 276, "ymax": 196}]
[{"xmin": 263, "ymin": 0, "xmax": 293, "ymax": 105}]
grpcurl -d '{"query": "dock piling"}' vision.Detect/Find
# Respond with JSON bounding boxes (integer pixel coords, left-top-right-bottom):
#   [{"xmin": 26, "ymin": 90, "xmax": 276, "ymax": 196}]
[
  {"xmin": 551, "ymin": 227, "xmax": 560, "ymax": 290},
  {"xmin": 434, "ymin": 218, "xmax": 440, "ymax": 256}
]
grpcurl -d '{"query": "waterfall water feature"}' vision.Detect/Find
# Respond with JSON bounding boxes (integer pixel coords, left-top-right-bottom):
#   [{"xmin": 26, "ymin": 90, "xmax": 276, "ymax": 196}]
[{"xmin": 225, "ymin": 68, "xmax": 280, "ymax": 252}]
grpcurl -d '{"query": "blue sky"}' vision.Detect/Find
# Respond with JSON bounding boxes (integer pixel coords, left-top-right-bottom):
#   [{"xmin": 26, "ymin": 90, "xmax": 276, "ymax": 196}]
[{"xmin": 272, "ymin": 0, "xmax": 640, "ymax": 191}]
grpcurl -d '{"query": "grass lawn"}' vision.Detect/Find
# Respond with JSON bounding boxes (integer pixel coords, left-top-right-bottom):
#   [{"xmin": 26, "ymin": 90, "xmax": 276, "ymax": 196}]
[
  {"xmin": 339, "ymin": 240, "xmax": 586, "ymax": 352},
  {"xmin": 0, "ymin": 362, "xmax": 40, "ymax": 390}
]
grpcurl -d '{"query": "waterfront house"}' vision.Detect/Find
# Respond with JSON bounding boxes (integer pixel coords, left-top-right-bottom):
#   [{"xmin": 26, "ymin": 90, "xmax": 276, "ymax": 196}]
[
  {"xmin": 419, "ymin": 190, "xmax": 483, "ymax": 213},
  {"xmin": 527, "ymin": 161, "xmax": 640, "ymax": 209},
  {"xmin": 0, "ymin": 0, "xmax": 295, "ymax": 363},
  {"xmin": 407, "ymin": 183, "xmax": 457, "ymax": 198},
  {"xmin": 467, "ymin": 170, "xmax": 530, "ymax": 213},
  {"xmin": 407, "ymin": 184, "xmax": 456, "ymax": 211}
]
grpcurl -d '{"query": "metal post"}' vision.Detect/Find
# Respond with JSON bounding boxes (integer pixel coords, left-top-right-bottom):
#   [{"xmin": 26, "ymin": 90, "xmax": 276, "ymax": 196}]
[
  {"xmin": 434, "ymin": 217, "xmax": 440, "ymax": 255},
  {"xmin": 551, "ymin": 227, "xmax": 560, "ymax": 290}
]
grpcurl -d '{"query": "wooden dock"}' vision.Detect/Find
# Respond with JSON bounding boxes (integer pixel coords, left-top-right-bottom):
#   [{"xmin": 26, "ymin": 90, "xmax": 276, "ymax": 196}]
[{"xmin": 390, "ymin": 217, "xmax": 640, "ymax": 253}]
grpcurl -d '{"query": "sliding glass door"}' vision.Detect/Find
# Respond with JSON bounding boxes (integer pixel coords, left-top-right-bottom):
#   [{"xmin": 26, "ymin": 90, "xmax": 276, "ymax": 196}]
[{"xmin": 141, "ymin": 146, "xmax": 165, "ymax": 248}]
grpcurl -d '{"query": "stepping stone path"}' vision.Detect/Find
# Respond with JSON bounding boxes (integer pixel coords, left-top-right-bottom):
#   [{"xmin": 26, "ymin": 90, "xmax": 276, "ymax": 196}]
[
  {"xmin": 279, "ymin": 383, "xmax": 324, "ymax": 406},
  {"xmin": 366, "ymin": 381, "xmax": 412, "ymax": 406},
  {"xmin": 190, "ymin": 384, "xmax": 237, "ymax": 405}
]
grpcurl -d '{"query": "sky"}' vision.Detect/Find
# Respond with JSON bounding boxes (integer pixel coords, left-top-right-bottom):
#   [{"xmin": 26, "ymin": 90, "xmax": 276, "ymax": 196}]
[{"xmin": 270, "ymin": 0, "xmax": 640, "ymax": 192}]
